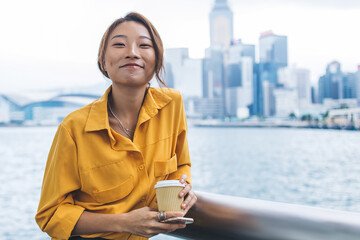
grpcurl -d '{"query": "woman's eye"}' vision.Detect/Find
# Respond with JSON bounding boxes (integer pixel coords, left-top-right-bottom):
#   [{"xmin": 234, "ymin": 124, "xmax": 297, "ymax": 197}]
[
  {"xmin": 140, "ymin": 44, "xmax": 152, "ymax": 47},
  {"xmin": 113, "ymin": 43, "xmax": 125, "ymax": 47}
]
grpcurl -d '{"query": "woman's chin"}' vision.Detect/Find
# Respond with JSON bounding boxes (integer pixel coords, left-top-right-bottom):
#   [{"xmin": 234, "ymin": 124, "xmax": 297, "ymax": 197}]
[{"xmin": 112, "ymin": 80, "xmax": 149, "ymax": 88}]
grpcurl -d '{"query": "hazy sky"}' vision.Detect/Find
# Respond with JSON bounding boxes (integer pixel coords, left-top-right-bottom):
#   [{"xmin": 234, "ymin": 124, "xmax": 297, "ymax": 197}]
[{"xmin": 1, "ymin": 0, "xmax": 359, "ymax": 92}]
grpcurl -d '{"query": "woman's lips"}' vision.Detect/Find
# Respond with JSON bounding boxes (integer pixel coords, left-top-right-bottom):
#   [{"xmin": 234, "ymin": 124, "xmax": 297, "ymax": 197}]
[{"xmin": 121, "ymin": 63, "xmax": 143, "ymax": 68}]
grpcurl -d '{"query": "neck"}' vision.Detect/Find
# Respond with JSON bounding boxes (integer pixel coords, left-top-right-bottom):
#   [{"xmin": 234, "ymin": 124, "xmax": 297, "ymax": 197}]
[{"xmin": 109, "ymin": 84, "xmax": 148, "ymax": 130}]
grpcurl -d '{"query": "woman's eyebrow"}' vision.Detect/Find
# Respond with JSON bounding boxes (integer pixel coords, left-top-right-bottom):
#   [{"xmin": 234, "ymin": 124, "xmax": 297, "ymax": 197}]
[
  {"xmin": 111, "ymin": 35, "xmax": 152, "ymax": 41},
  {"xmin": 111, "ymin": 34, "xmax": 126, "ymax": 40},
  {"xmin": 139, "ymin": 36, "xmax": 152, "ymax": 41}
]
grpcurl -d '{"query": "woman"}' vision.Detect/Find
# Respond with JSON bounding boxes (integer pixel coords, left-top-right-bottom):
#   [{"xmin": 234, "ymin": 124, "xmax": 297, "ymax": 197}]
[{"xmin": 35, "ymin": 12, "xmax": 196, "ymax": 240}]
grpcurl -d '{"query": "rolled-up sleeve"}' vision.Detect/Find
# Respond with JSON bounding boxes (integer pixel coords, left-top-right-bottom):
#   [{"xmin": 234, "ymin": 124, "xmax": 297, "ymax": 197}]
[{"xmin": 35, "ymin": 124, "xmax": 84, "ymax": 239}]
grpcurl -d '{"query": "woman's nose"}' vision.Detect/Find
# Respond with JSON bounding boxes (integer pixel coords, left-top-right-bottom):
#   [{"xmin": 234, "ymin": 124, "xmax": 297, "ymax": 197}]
[{"xmin": 126, "ymin": 43, "xmax": 140, "ymax": 59}]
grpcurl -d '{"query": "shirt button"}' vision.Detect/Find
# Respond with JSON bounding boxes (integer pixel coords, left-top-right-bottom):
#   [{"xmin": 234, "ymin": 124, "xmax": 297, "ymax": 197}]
[{"xmin": 138, "ymin": 165, "xmax": 144, "ymax": 171}]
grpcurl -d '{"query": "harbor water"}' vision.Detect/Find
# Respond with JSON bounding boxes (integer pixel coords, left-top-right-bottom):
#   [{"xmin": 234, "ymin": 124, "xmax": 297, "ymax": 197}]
[{"xmin": 1, "ymin": 126, "xmax": 359, "ymax": 239}]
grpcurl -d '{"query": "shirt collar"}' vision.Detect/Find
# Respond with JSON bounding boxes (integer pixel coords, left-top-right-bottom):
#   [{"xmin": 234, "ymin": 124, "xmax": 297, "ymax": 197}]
[
  {"xmin": 84, "ymin": 86, "xmax": 111, "ymax": 133},
  {"xmin": 137, "ymin": 86, "xmax": 172, "ymax": 126},
  {"xmin": 84, "ymin": 85, "xmax": 172, "ymax": 134}
]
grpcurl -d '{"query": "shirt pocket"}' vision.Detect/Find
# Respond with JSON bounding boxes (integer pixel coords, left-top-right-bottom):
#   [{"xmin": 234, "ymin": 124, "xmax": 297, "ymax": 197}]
[
  {"xmin": 154, "ymin": 154, "xmax": 178, "ymax": 177},
  {"xmin": 80, "ymin": 160, "xmax": 135, "ymax": 204},
  {"xmin": 92, "ymin": 175, "xmax": 134, "ymax": 203}
]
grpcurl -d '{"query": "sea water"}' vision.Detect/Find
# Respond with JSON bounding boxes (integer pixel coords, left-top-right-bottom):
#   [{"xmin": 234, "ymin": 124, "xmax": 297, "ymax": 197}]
[{"xmin": 1, "ymin": 126, "xmax": 359, "ymax": 239}]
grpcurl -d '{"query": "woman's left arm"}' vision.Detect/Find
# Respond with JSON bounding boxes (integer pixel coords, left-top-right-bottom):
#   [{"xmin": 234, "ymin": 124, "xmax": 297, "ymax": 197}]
[
  {"xmin": 167, "ymin": 129, "xmax": 196, "ymax": 214},
  {"xmin": 167, "ymin": 93, "xmax": 197, "ymax": 214}
]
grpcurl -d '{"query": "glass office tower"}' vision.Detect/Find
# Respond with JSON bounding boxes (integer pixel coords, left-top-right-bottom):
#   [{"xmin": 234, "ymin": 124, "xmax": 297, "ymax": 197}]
[{"xmin": 255, "ymin": 31, "xmax": 288, "ymax": 115}]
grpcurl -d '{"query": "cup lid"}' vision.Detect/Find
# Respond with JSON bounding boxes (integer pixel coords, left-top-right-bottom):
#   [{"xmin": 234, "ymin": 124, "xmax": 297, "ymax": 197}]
[{"xmin": 154, "ymin": 180, "xmax": 185, "ymax": 189}]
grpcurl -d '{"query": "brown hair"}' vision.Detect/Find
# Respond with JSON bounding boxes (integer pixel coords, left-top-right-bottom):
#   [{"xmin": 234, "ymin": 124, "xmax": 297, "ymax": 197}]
[{"xmin": 97, "ymin": 12, "xmax": 166, "ymax": 87}]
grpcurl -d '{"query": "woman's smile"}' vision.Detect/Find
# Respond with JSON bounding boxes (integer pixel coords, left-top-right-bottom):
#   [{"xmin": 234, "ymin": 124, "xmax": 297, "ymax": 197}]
[{"xmin": 120, "ymin": 63, "xmax": 144, "ymax": 69}]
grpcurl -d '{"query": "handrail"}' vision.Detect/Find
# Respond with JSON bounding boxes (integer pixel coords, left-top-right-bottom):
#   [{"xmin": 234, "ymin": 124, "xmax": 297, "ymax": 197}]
[{"xmin": 167, "ymin": 191, "xmax": 360, "ymax": 240}]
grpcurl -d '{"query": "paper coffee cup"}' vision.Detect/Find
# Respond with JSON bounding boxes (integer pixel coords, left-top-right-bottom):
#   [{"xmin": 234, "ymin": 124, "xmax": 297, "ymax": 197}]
[{"xmin": 154, "ymin": 180, "xmax": 185, "ymax": 212}]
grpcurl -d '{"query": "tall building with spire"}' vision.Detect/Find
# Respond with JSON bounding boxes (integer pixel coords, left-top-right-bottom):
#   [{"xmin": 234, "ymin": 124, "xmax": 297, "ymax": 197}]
[
  {"xmin": 201, "ymin": 0, "xmax": 234, "ymax": 117},
  {"xmin": 209, "ymin": 0, "xmax": 233, "ymax": 50}
]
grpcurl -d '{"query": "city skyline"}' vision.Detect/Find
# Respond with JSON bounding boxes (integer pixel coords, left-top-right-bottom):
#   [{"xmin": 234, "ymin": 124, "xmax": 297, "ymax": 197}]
[{"xmin": 1, "ymin": 0, "xmax": 359, "ymax": 92}]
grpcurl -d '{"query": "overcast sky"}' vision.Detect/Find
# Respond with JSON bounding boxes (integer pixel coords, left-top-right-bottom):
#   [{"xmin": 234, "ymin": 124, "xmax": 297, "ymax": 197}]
[{"xmin": 1, "ymin": 0, "xmax": 359, "ymax": 92}]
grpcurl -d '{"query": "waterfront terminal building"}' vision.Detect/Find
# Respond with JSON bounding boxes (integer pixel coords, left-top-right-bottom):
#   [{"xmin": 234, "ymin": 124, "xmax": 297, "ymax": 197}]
[{"xmin": 0, "ymin": 93, "xmax": 99, "ymax": 125}]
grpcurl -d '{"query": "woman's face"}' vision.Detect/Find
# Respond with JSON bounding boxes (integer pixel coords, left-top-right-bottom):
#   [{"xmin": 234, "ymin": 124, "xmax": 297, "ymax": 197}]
[{"xmin": 104, "ymin": 21, "xmax": 156, "ymax": 87}]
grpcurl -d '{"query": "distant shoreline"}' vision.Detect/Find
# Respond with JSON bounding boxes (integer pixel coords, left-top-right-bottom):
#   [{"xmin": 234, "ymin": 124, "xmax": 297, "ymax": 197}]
[{"xmin": 190, "ymin": 121, "xmax": 359, "ymax": 131}]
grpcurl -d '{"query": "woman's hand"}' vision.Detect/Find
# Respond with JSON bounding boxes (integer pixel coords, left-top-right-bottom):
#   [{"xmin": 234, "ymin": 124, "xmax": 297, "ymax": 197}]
[
  {"xmin": 179, "ymin": 174, "xmax": 197, "ymax": 215},
  {"xmin": 120, "ymin": 207, "xmax": 186, "ymax": 238}
]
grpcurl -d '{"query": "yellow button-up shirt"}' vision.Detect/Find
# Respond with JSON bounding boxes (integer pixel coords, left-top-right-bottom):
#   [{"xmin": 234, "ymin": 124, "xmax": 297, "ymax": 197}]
[{"xmin": 35, "ymin": 86, "xmax": 191, "ymax": 240}]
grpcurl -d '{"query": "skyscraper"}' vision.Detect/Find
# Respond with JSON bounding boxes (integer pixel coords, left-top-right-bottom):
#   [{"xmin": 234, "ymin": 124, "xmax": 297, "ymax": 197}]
[
  {"xmin": 202, "ymin": 46, "xmax": 226, "ymax": 117},
  {"xmin": 252, "ymin": 63, "xmax": 262, "ymax": 115},
  {"xmin": 209, "ymin": 0, "xmax": 233, "ymax": 50},
  {"xmin": 165, "ymin": 48, "xmax": 203, "ymax": 98},
  {"xmin": 226, "ymin": 40, "xmax": 255, "ymax": 87},
  {"xmin": 356, "ymin": 66, "xmax": 360, "ymax": 104},
  {"xmin": 225, "ymin": 40, "xmax": 254, "ymax": 117},
  {"xmin": 164, "ymin": 62, "xmax": 174, "ymax": 88},
  {"xmin": 259, "ymin": 30, "xmax": 288, "ymax": 84},
  {"xmin": 259, "ymin": 31, "xmax": 288, "ymax": 67},
  {"xmin": 255, "ymin": 31, "xmax": 288, "ymax": 116},
  {"xmin": 342, "ymin": 73, "xmax": 357, "ymax": 99},
  {"xmin": 204, "ymin": 47, "xmax": 225, "ymax": 99},
  {"xmin": 204, "ymin": 0, "xmax": 234, "ymax": 118},
  {"xmin": 262, "ymin": 80, "xmax": 275, "ymax": 116},
  {"xmin": 164, "ymin": 48, "xmax": 189, "ymax": 89},
  {"xmin": 318, "ymin": 61, "xmax": 343, "ymax": 103},
  {"xmin": 278, "ymin": 66, "xmax": 311, "ymax": 106}
]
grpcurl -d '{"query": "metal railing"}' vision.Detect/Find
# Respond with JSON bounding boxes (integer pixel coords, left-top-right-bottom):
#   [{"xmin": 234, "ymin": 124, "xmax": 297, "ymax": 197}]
[{"xmin": 167, "ymin": 191, "xmax": 360, "ymax": 240}]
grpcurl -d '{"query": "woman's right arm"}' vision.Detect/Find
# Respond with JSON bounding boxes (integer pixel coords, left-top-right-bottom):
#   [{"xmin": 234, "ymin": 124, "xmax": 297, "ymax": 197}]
[
  {"xmin": 35, "ymin": 124, "xmax": 85, "ymax": 239},
  {"xmin": 72, "ymin": 207, "xmax": 186, "ymax": 238}
]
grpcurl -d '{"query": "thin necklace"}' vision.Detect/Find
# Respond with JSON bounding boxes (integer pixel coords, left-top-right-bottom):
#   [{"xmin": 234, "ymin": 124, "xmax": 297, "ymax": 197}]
[{"xmin": 108, "ymin": 100, "xmax": 134, "ymax": 139}]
